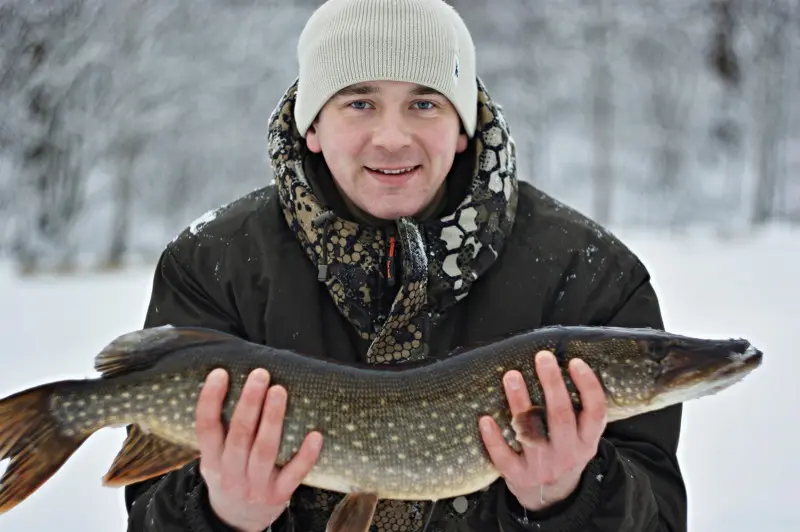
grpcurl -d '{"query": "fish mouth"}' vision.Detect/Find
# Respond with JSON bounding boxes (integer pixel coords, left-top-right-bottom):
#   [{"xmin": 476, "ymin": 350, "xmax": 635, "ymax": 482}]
[{"xmin": 655, "ymin": 339, "xmax": 763, "ymax": 394}]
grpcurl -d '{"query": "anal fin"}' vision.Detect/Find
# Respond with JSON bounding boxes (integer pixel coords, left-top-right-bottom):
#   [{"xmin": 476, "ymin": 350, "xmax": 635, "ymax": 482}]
[
  {"xmin": 511, "ymin": 405, "xmax": 549, "ymax": 447},
  {"xmin": 325, "ymin": 492, "xmax": 379, "ymax": 532},
  {"xmin": 102, "ymin": 425, "xmax": 199, "ymax": 486}
]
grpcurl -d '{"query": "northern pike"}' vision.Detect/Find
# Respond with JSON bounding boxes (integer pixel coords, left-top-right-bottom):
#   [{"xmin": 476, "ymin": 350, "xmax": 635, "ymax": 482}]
[{"xmin": 0, "ymin": 325, "xmax": 763, "ymax": 531}]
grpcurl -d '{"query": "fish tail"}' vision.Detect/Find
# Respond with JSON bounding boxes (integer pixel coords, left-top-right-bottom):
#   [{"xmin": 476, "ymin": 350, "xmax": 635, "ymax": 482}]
[{"xmin": 0, "ymin": 382, "xmax": 92, "ymax": 514}]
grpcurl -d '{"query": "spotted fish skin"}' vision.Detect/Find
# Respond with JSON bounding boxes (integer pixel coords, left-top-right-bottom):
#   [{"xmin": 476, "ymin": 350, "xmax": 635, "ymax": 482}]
[
  {"xmin": 0, "ymin": 324, "xmax": 762, "ymax": 514},
  {"xmin": 46, "ymin": 329, "xmax": 521, "ymax": 500}
]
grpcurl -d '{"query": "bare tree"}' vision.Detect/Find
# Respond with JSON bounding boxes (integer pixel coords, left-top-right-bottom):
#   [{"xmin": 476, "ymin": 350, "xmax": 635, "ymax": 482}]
[
  {"xmin": 627, "ymin": 1, "xmax": 705, "ymax": 228},
  {"xmin": 743, "ymin": 0, "xmax": 794, "ymax": 225},
  {"xmin": 0, "ymin": 0, "xmax": 105, "ymax": 273},
  {"xmin": 100, "ymin": 0, "xmax": 148, "ymax": 269},
  {"xmin": 584, "ymin": 0, "xmax": 616, "ymax": 226},
  {"xmin": 701, "ymin": 0, "xmax": 747, "ymax": 223}
]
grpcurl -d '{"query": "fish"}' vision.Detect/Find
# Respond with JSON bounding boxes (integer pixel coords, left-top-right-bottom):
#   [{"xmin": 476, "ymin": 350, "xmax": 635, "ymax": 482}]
[{"xmin": 0, "ymin": 324, "xmax": 763, "ymax": 531}]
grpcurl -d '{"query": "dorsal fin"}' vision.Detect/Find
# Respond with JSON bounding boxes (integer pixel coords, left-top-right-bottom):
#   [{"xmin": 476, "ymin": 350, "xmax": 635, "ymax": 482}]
[{"xmin": 94, "ymin": 325, "xmax": 242, "ymax": 378}]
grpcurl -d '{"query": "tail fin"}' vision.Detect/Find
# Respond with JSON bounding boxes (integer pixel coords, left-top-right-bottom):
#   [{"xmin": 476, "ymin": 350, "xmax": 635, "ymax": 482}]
[{"xmin": 0, "ymin": 383, "xmax": 91, "ymax": 514}]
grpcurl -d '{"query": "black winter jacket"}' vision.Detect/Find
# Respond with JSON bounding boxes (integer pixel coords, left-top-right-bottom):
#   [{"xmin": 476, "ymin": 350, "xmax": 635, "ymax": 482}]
[{"xmin": 124, "ymin": 182, "xmax": 687, "ymax": 532}]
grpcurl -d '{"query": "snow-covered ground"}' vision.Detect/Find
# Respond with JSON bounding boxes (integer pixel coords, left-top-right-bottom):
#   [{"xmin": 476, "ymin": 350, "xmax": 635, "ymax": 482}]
[{"xmin": 0, "ymin": 224, "xmax": 797, "ymax": 531}]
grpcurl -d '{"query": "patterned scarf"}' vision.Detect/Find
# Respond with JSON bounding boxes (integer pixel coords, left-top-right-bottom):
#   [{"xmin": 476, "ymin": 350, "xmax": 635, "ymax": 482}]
[{"xmin": 267, "ymin": 77, "xmax": 519, "ymax": 367}]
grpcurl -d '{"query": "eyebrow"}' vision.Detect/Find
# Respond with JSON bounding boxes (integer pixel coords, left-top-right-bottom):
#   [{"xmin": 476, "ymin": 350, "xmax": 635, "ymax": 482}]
[{"xmin": 333, "ymin": 84, "xmax": 443, "ymax": 98}]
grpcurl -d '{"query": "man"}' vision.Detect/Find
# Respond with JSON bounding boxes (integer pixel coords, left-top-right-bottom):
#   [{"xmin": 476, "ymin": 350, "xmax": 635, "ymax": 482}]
[{"xmin": 125, "ymin": 0, "xmax": 687, "ymax": 530}]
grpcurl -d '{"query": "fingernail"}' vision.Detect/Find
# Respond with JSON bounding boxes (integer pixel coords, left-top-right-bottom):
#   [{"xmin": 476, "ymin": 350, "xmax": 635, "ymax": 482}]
[
  {"xmin": 269, "ymin": 386, "xmax": 285, "ymax": 404},
  {"xmin": 571, "ymin": 358, "xmax": 589, "ymax": 373},
  {"xmin": 207, "ymin": 369, "xmax": 226, "ymax": 385},
  {"xmin": 536, "ymin": 351, "xmax": 555, "ymax": 367},
  {"xmin": 310, "ymin": 434, "xmax": 323, "ymax": 451},
  {"xmin": 479, "ymin": 417, "xmax": 493, "ymax": 432},
  {"xmin": 250, "ymin": 368, "xmax": 268, "ymax": 384},
  {"xmin": 507, "ymin": 372, "xmax": 523, "ymax": 390}
]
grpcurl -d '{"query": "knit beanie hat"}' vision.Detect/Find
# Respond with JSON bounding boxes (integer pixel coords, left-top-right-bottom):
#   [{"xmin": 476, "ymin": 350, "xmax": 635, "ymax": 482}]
[{"xmin": 294, "ymin": 0, "xmax": 478, "ymax": 138}]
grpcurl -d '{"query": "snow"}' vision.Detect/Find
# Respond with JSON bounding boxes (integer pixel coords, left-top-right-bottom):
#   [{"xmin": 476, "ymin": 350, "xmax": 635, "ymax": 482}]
[
  {"xmin": 187, "ymin": 207, "xmax": 222, "ymax": 236},
  {"xmin": 0, "ymin": 224, "xmax": 798, "ymax": 531}
]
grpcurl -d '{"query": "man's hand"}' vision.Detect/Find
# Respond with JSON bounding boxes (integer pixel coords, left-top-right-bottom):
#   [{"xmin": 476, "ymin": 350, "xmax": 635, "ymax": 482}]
[
  {"xmin": 196, "ymin": 368, "xmax": 323, "ymax": 532},
  {"xmin": 479, "ymin": 351, "xmax": 607, "ymax": 512}
]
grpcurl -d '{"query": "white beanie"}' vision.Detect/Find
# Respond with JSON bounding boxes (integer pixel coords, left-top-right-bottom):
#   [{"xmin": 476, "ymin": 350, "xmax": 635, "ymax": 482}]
[{"xmin": 294, "ymin": 0, "xmax": 478, "ymax": 138}]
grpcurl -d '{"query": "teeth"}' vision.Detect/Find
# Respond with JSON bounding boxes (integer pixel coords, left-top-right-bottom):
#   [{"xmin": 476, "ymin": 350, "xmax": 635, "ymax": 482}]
[{"xmin": 370, "ymin": 166, "xmax": 416, "ymax": 175}]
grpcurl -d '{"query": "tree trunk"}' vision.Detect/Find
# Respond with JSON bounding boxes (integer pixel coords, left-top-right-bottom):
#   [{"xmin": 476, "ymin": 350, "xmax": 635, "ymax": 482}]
[
  {"xmin": 105, "ymin": 136, "xmax": 142, "ymax": 269},
  {"xmin": 588, "ymin": 0, "xmax": 614, "ymax": 226},
  {"xmin": 750, "ymin": 14, "xmax": 788, "ymax": 226}
]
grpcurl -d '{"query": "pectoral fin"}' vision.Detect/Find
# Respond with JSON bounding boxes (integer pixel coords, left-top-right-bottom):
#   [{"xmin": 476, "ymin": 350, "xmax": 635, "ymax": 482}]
[
  {"xmin": 511, "ymin": 405, "xmax": 549, "ymax": 447},
  {"xmin": 325, "ymin": 492, "xmax": 379, "ymax": 532},
  {"xmin": 102, "ymin": 425, "xmax": 199, "ymax": 486}
]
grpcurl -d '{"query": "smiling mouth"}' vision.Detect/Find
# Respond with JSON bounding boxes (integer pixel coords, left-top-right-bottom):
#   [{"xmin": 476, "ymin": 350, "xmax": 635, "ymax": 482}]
[{"xmin": 365, "ymin": 165, "xmax": 420, "ymax": 176}]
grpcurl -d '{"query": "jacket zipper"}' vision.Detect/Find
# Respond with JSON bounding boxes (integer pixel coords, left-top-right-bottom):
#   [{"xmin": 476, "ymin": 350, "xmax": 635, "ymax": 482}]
[
  {"xmin": 373, "ymin": 225, "xmax": 397, "ymax": 331},
  {"xmin": 385, "ymin": 226, "xmax": 397, "ymax": 288}
]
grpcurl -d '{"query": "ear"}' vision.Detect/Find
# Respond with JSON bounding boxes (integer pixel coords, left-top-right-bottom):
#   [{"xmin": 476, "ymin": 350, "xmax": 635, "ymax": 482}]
[
  {"xmin": 306, "ymin": 123, "xmax": 322, "ymax": 153},
  {"xmin": 456, "ymin": 131, "xmax": 468, "ymax": 153}
]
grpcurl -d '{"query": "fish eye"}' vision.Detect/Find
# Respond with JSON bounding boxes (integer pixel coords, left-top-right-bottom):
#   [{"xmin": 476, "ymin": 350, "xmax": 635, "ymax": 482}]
[{"xmin": 650, "ymin": 342, "xmax": 670, "ymax": 360}]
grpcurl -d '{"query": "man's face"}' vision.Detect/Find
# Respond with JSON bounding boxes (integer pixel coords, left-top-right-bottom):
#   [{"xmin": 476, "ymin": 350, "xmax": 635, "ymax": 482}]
[{"xmin": 305, "ymin": 81, "xmax": 469, "ymax": 220}]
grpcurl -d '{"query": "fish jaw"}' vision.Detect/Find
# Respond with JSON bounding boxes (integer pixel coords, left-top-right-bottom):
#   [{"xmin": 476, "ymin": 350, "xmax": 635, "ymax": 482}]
[
  {"xmin": 606, "ymin": 338, "xmax": 763, "ymax": 422},
  {"xmin": 655, "ymin": 338, "xmax": 763, "ymax": 395}
]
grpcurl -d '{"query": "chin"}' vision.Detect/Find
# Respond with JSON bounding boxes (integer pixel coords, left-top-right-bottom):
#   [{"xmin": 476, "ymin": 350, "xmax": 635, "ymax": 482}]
[{"xmin": 365, "ymin": 202, "xmax": 424, "ymax": 220}]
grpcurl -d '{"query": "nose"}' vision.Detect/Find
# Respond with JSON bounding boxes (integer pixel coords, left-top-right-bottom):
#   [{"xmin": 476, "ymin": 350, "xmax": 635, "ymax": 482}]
[{"xmin": 371, "ymin": 111, "xmax": 412, "ymax": 152}]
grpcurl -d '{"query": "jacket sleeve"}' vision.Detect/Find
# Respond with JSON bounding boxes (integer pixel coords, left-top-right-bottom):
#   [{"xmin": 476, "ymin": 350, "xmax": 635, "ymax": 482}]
[
  {"xmin": 497, "ymin": 259, "xmax": 687, "ymax": 532},
  {"xmin": 124, "ymin": 246, "xmax": 291, "ymax": 532}
]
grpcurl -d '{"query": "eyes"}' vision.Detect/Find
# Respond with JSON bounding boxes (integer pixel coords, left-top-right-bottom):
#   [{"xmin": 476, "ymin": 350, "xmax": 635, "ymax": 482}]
[
  {"xmin": 346, "ymin": 100, "xmax": 438, "ymax": 111},
  {"xmin": 650, "ymin": 342, "xmax": 671, "ymax": 361}
]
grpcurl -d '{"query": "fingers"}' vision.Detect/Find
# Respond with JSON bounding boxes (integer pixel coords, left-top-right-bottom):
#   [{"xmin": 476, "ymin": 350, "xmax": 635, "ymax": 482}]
[
  {"xmin": 220, "ymin": 369, "xmax": 270, "ymax": 481},
  {"xmin": 481, "ymin": 351, "xmax": 607, "ymax": 505},
  {"xmin": 535, "ymin": 351, "xmax": 578, "ymax": 447},
  {"xmin": 195, "ymin": 369, "xmax": 321, "ymax": 525},
  {"xmin": 502, "ymin": 370, "xmax": 533, "ymax": 416},
  {"xmin": 196, "ymin": 368, "xmax": 229, "ymax": 475},
  {"xmin": 274, "ymin": 431, "xmax": 324, "ymax": 500},
  {"xmin": 248, "ymin": 384, "xmax": 288, "ymax": 494},
  {"xmin": 496, "ymin": 367, "xmax": 550, "ymax": 486},
  {"xmin": 568, "ymin": 358, "xmax": 607, "ymax": 446},
  {"xmin": 479, "ymin": 416, "xmax": 524, "ymax": 478}
]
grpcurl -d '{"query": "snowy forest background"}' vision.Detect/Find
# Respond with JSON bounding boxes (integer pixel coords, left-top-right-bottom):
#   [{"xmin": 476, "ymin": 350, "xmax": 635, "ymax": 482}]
[{"xmin": 0, "ymin": 0, "xmax": 798, "ymax": 274}]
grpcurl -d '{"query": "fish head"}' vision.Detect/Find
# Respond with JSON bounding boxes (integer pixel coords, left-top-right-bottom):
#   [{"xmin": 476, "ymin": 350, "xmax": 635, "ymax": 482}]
[{"xmin": 559, "ymin": 327, "xmax": 763, "ymax": 421}]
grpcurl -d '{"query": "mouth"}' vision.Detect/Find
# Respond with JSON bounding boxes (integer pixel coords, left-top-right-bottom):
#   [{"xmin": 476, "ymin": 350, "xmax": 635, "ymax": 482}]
[
  {"xmin": 711, "ymin": 343, "xmax": 763, "ymax": 380},
  {"xmin": 728, "ymin": 343, "xmax": 763, "ymax": 366},
  {"xmin": 364, "ymin": 165, "xmax": 421, "ymax": 184}
]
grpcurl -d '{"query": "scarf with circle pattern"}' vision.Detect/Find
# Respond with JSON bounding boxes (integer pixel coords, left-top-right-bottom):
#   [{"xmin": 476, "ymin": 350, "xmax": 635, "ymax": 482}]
[{"xmin": 267, "ymin": 77, "xmax": 519, "ymax": 367}]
